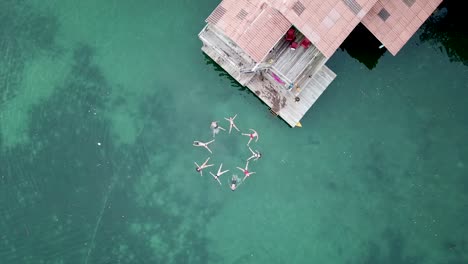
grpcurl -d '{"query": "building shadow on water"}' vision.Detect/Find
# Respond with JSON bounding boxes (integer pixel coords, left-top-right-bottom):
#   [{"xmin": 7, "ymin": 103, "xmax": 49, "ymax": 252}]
[
  {"xmin": 341, "ymin": 0, "xmax": 468, "ymax": 69},
  {"xmin": 419, "ymin": 0, "xmax": 468, "ymax": 66},
  {"xmin": 339, "ymin": 24, "xmax": 386, "ymax": 70}
]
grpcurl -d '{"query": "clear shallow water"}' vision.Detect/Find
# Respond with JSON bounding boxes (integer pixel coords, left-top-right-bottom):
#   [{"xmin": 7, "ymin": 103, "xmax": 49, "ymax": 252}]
[{"xmin": 0, "ymin": 0, "xmax": 467, "ymax": 263}]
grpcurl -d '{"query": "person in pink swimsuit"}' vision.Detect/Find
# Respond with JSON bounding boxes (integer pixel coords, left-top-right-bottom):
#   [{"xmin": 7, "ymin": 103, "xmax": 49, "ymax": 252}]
[
  {"xmin": 193, "ymin": 139, "xmax": 215, "ymax": 154},
  {"xmin": 224, "ymin": 114, "xmax": 240, "ymax": 134},
  {"xmin": 237, "ymin": 161, "xmax": 256, "ymax": 181},
  {"xmin": 241, "ymin": 129, "xmax": 259, "ymax": 146},
  {"xmin": 194, "ymin": 157, "xmax": 214, "ymax": 176},
  {"xmin": 209, "ymin": 163, "xmax": 229, "ymax": 185}
]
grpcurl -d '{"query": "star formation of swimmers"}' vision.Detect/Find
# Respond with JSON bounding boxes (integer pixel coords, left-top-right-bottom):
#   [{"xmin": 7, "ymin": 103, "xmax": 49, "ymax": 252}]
[{"xmin": 193, "ymin": 114, "xmax": 261, "ymax": 191}]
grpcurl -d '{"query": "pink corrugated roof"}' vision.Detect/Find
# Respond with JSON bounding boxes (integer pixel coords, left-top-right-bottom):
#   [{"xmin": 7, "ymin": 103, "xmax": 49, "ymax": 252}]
[
  {"xmin": 362, "ymin": 0, "xmax": 442, "ymax": 55},
  {"xmin": 271, "ymin": 0, "xmax": 379, "ymax": 58},
  {"xmin": 205, "ymin": 0, "xmax": 442, "ymax": 60},
  {"xmin": 206, "ymin": 0, "xmax": 291, "ymax": 62}
]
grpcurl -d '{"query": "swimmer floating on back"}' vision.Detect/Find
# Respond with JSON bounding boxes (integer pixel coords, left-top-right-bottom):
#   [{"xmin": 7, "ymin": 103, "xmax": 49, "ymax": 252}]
[
  {"xmin": 193, "ymin": 139, "xmax": 215, "ymax": 154},
  {"xmin": 247, "ymin": 146, "xmax": 262, "ymax": 162},
  {"xmin": 209, "ymin": 163, "xmax": 229, "ymax": 185},
  {"xmin": 237, "ymin": 161, "xmax": 256, "ymax": 181},
  {"xmin": 194, "ymin": 157, "xmax": 214, "ymax": 176},
  {"xmin": 210, "ymin": 121, "xmax": 225, "ymax": 138},
  {"xmin": 241, "ymin": 129, "xmax": 259, "ymax": 146},
  {"xmin": 224, "ymin": 114, "xmax": 240, "ymax": 134},
  {"xmin": 230, "ymin": 174, "xmax": 242, "ymax": 191}
]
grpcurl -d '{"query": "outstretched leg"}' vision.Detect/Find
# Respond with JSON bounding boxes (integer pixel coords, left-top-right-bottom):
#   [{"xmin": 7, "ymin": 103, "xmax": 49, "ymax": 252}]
[
  {"xmin": 243, "ymin": 172, "xmax": 255, "ymax": 181},
  {"xmin": 232, "ymin": 123, "xmax": 240, "ymax": 132},
  {"xmin": 247, "ymin": 137, "xmax": 253, "ymax": 146},
  {"xmin": 218, "ymin": 163, "xmax": 229, "ymax": 175},
  {"xmin": 204, "ymin": 145, "xmax": 212, "ymax": 154},
  {"xmin": 248, "ymin": 146, "xmax": 255, "ymax": 155}
]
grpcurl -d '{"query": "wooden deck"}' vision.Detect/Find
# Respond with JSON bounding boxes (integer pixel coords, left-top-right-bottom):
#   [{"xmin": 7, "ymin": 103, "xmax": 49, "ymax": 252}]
[
  {"xmin": 199, "ymin": 24, "xmax": 337, "ymax": 127},
  {"xmin": 199, "ymin": 25, "xmax": 256, "ymax": 85},
  {"xmin": 246, "ymin": 67, "xmax": 336, "ymax": 127}
]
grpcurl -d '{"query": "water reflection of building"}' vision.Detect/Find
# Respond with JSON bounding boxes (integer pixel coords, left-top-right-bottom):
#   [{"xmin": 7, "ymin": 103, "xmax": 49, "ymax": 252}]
[{"xmin": 199, "ymin": 0, "xmax": 442, "ymax": 127}]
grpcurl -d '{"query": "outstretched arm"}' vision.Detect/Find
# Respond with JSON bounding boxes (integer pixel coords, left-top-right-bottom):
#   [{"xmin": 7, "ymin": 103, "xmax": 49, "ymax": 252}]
[
  {"xmin": 233, "ymin": 114, "xmax": 237, "ymax": 119},
  {"xmin": 206, "ymin": 139, "xmax": 215, "ymax": 145}
]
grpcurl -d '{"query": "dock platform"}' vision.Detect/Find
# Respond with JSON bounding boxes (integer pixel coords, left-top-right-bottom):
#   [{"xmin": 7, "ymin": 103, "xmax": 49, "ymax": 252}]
[{"xmin": 199, "ymin": 25, "xmax": 336, "ymax": 127}]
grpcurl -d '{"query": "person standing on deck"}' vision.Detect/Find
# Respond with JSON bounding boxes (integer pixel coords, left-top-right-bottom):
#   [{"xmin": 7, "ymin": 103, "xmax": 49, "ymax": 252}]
[
  {"xmin": 224, "ymin": 114, "xmax": 240, "ymax": 134},
  {"xmin": 193, "ymin": 139, "xmax": 215, "ymax": 154},
  {"xmin": 242, "ymin": 129, "xmax": 259, "ymax": 146},
  {"xmin": 210, "ymin": 121, "xmax": 225, "ymax": 138},
  {"xmin": 194, "ymin": 157, "xmax": 214, "ymax": 176},
  {"xmin": 247, "ymin": 146, "xmax": 262, "ymax": 162},
  {"xmin": 209, "ymin": 163, "xmax": 229, "ymax": 185},
  {"xmin": 237, "ymin": 161, "xmax": 256, "ymax": 181}
]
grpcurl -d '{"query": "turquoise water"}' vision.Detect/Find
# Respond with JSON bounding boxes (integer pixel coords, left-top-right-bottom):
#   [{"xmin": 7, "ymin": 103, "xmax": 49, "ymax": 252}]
[{"xmin": 1, "ymin": 0, "xmax": 467, "ymax": 263}]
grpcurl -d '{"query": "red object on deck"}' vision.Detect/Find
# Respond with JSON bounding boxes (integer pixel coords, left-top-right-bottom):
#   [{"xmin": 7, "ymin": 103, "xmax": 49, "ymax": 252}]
[
  {"xmin": 285, "ymin": 28, "xmax": 296, "ymax": 42},
  {"xmin": 300, "ymin": 37, "xmax": 311, "ymax": 49},
  {"xmin": 290, "ymin": 41, "xmax": 298, "ymax": 50}
]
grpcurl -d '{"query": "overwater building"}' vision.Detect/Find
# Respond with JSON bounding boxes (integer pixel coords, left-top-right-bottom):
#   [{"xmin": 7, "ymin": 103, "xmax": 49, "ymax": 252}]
[{"xmin": 199, "ymin": 0, "xmax": 442, "ymax": 127}]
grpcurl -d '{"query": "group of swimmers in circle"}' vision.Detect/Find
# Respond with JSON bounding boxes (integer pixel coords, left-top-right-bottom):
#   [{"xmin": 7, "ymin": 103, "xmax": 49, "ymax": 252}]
[{"xmin": 193, "ymin": 114, "xmax": 261, "ymax": 191}]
